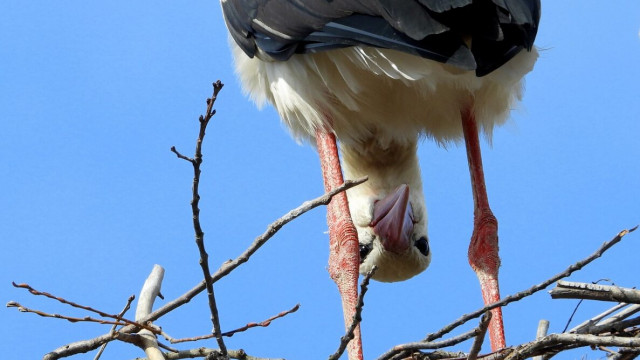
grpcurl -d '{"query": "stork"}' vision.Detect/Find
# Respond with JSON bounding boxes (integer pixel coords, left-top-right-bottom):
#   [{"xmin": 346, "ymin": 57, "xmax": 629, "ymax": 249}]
[{"xmin": 221, "ymin": 1, "xmax": 540, "ymax": 357}]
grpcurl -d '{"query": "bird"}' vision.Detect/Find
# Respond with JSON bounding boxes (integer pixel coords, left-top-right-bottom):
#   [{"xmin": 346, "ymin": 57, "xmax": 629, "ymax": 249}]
[{"xmin": 221, "ymin": 0, "xmax": 540, "ymax": 357}]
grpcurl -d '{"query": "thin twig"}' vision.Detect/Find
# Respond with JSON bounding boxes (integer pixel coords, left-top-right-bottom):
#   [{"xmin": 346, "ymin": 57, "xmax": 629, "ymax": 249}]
[
  {"xmin": 377, "ymin": 226, "xmax": 637, "ymax": 360},
  {"xmin": 561, "ymin": 278, "xmax": 612, "ymax": 332},
  {"xmin": 6, "ymin": 301, "xmax": 131, "ymax": 327},
  {"xmin": 173, "ymin": 81, "xmax": 227, "ymax": 356},
  {"xmin": 567, "ymin": 302, "xmax": 630, "ymax": 333},
  {"xmin": 40, "ymin": 177, "xmax": 365, "ymax": 360},
  {"xmin": 385, "ymin": 326, "xmax": 481, "ymax": 360},
  {"xmin": 167, "ymin": 304, "xmax": 300, "ymax": 343},
  {"xmin": 9, "ymin": 282, "xmax": 159, "ymax": 334},
  {"xmin": 590, "ymin": 304, "xmax": 640, "ymax": 330},
  {"xmin": 94, "ymin": 294, "xmax": 136, "ymax": 360},
  {"xmin": 467, "ymin": 312, "xmax": 492, "ymax": 360},
  {"xmin": 329, "ymin": 266, "xmax": 377, "ymax": 360}
]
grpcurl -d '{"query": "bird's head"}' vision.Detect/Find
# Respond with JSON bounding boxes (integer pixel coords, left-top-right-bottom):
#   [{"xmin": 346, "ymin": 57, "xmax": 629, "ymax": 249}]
[{"xmin": 351, "ymin": 184, "xmax": 431, "ymax": 282}]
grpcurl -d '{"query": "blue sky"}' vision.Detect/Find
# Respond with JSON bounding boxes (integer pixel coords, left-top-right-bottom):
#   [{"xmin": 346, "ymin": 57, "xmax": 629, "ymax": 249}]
[{"xmin": 2, "ymin": 2, "xmax": 639, "ymax": 359}]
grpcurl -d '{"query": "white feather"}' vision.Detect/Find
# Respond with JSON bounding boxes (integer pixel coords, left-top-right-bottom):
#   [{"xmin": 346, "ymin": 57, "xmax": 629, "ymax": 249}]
[
  {"xmin": 232, "ymin": 40, "xmax": 538, "ymax": 146},
  {"xmin": 231, "ymin": 39, "xmax": 538, "ymax": 281}
]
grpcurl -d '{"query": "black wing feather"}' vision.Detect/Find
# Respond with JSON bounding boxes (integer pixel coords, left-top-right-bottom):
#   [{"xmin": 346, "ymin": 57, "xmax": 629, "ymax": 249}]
[{"xmin": 220, "ymin": 0, "xmax": 540, "ymax": 76}]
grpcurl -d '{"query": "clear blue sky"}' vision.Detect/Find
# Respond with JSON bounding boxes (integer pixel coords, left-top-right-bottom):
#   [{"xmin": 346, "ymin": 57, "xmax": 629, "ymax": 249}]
[{"xmin": 2, "ymin": 2, "xmax": 639, "ymax": 359}]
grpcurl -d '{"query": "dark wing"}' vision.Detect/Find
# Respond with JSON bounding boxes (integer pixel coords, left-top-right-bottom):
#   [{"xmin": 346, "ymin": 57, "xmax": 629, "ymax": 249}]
[{"xmin": 221, "ymin": 0, "xmax": 540, "ymax": 76}]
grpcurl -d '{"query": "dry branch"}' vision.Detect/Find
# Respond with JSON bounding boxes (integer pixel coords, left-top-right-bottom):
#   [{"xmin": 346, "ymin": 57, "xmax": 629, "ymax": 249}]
[
  {"xmin": 467, "ymin": 312, "xmax": 491, "ymax": 360},
  {"xmin": 36, "ymin": 177, "xmax": 364, "ymax": 360},
  {"xmin": 550, "ymin": 281, "xmax": 640, "ymax": 304},
  {"xmin": 377, "ymin": 226, "xmax": 638, "ymax": 360},
  {"xmin": 531, "ymin": 320, "xmax": 549, "ymax": 360},
  {"xmin": 132, "ymin": 348, "xmax": 283, "ymax": 360},
  {"xmin": 172, "ymin": 80, "xmax": 227, "ymax": 356},
  {"xmin": 167, "ymin": 304, "xmax": 300, "ymax": 343},
  {"xmin": 94, "ymin": 294, "xmax": 136, "ymax": 360},
  {"xmin": 135, "ymin": 265, "xmax": 165, "ymax": 360},
  {"xmin": 6, "ymin": 301, "xmax": 131, "ymax": 327},
  {"xmin": 568, "ymin": 302, "xmax": 631, "ymax": 333},
  {"xmin": 9, "ymin": 282, "xmax": 159, "ymax": 334},
  {"xmin": 329, "ymin": 266, "xmax": 377, "ymax": 360}
]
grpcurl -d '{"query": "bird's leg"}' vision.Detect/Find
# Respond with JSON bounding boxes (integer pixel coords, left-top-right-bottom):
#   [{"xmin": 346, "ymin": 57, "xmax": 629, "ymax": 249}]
[
  {"xmin": 315, "ymin": 129, "xmax": 363, "ymax": 360},
  {"xmin": 461, "ymin": 107, "xmax": 505, "ymax": 351}
]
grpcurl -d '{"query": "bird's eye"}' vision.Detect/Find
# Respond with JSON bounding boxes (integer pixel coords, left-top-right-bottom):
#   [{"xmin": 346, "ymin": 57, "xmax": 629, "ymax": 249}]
[
  {"xmin": 415, "ymin": 236, "xmax": 429, "ymax": 256},
  {"xmin": 359, "ymin": 244, "xmax": 372, "ymax": 263}
]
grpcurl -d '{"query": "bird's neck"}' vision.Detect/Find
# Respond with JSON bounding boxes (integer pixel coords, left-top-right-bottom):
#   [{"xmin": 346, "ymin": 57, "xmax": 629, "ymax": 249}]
[{"xmin": 339, "ymin": 138, "xmax": 426, "ymax": 228}]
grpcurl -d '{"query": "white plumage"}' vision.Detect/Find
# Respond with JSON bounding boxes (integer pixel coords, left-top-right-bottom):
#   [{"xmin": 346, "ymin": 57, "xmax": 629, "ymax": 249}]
[{"xmin": 231, "ymin": 41, "xmax": 538, "ymax": 281}]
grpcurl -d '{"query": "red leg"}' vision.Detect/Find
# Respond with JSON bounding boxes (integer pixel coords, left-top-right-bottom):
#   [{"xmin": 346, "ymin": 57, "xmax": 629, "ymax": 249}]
[
  {"xmin": 461, "ymin": 108, "xmax": 506, "ymax": 351},
  {"xmin": 315, "ymin": 130, "xmax": 363, "ymax": 360}
]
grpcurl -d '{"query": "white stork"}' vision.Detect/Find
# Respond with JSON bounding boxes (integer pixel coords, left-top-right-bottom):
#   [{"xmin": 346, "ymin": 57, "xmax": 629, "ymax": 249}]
[{"xmin": 221, "ymin": 0, "xmax": 540, "ymax": 357}]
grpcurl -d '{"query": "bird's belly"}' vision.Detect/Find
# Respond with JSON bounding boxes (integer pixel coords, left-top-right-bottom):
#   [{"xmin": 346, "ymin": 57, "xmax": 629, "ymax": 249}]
[{"xmin": 233, "ymin": 42, "xmax": 538, "ymax": 146}]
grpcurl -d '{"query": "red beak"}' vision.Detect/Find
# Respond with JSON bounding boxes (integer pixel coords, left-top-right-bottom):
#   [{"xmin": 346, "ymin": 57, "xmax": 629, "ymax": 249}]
[{"xmin": 370, "ymin": 184, "xmax": 414, "ymax": 254}]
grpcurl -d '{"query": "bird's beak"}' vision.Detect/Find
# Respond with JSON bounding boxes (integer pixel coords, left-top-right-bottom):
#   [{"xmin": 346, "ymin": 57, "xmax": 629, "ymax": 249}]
[{"xmin": 370, "ymin": 184, "xmax": 414, "ymax": 254}]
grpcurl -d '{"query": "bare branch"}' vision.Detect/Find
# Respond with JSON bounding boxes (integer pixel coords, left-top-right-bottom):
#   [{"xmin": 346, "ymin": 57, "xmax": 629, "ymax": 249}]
[
  {"xmin": 132, "ymin": 348, "xmax": 284, "ymax": 360},
  {"xmin": 9, "ymin": 282, "xmax": 159, "ymax": 334},
  {"xmin": 6, "ymin": 301, "xmax": 131, "ymax": 327},
  {"xmin": 173, "ymin": 81, "xmax": 228, "ymax": 356},
  {"xmin": 467, "ymin": 312, "xmax": 491, "ymax": 360},
  {"xmin": 94, "ymin": 294, "xmax": 136, "ymax": 360},
  {"xmin": 378, "ymin": 226, "xmax": 637, "ymax": 360},
  {"xmin": 550, "ymin": 281, "xmax": 640, "ymax": 304},
  {"xmin": 329, "ymin": 266, "xmax": 377, "ymax": 360},
  {"xmin": 135, "ymin": 265, "xmax": 166, "ymax": 360},
  {"xmin": 167, "ymin": 304, "xmax": 300, "ymax": 343},
  {"xmin": 577, "ymin": 315, "xmax": 640, "ymax": 336},
  {"xmin": 588, "ymin": 304, "xmax": 640, "ymax": 331},
  {"xmin": 220, "ymin": 303, "xmax": 299, "ymax": 338},
  {"xmin": 568, "ymin": 302, "xmax": 632, "ymax": 333},
  {"xmin": 41, "ymin": 178, "xmax": 365, "ymax": 360},
  {"xmin": 212, "ymin": 176, "xmax": 367, "ymax": 282},
  {"xmin": 381, "ymin": 327, "xmax": 480, "ymax": 360},
  {"xmin": 532, "ymin": 320, "xmax": 549, "ymax": 360},
  {"xmin": 610, "ymin": 331, "xmax": 640, "ymax": 360},
  {"xmin": 502, "ymin": 333, "xmax": 640, "ymax": 360}
]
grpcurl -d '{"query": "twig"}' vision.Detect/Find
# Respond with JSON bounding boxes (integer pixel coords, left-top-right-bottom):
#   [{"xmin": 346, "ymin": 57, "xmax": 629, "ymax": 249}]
[
  {"xmin": 384, "ymin": 326, "xmax": 481, "ymax": 360},
  {"xmin": 560, "ymin": 279, "xmax": 612, "ymax": 332},
  {"xmin": 9, "ymin": 282, "xmax": 159, "ymax": 334},
  {"xmin": 41, "ymin": 178, "xmax": 365, "ymax": 360},
  {"xmin": 550, "ymin": 281, "xmax": 640, "ymax": 304},
  {"xmin": 329, "ymin": 266, "xmax": 377, "ymax": 360},
  {"xmin": 467, "ymin": 312, "xmax": 492, "ymax": 360},
  {"xmin": 377, "ymin": 226, "xmax": 637, "ymax": 360},
  {"xmin": 6, "ymin": 301, "xmax": 131, "ymax": 327},
  {"xmin": 212, "ymin": 176, "xmax": 367, "ymax": 281},
  {"xmin": 132, "ymin": 347, "xmax": 284, "ymax": 360},
  {"xmin": 578, "ymin": 315, "xmax": 640, "ymax": 336},
  {"xmin": 590, "ymin": 304, "xmax": 640, "ymax": 330},
  {"xmin": 167, "ymin": 304, "xmax": 300, "ymax": 343},
  {"xmin": 94, "ymin": 294, "xmax": 136, "ymax": 360},
  {"xmin": 172, "ymin": 81, "xmax": 228, "ymax": 356},
  {"xmin": 502, "ymin": 333, "xmax": 640, "ymax": 360},
  {"xmin": 568, "ymin": 302, "xmax": 630, "ymax": 333}
]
